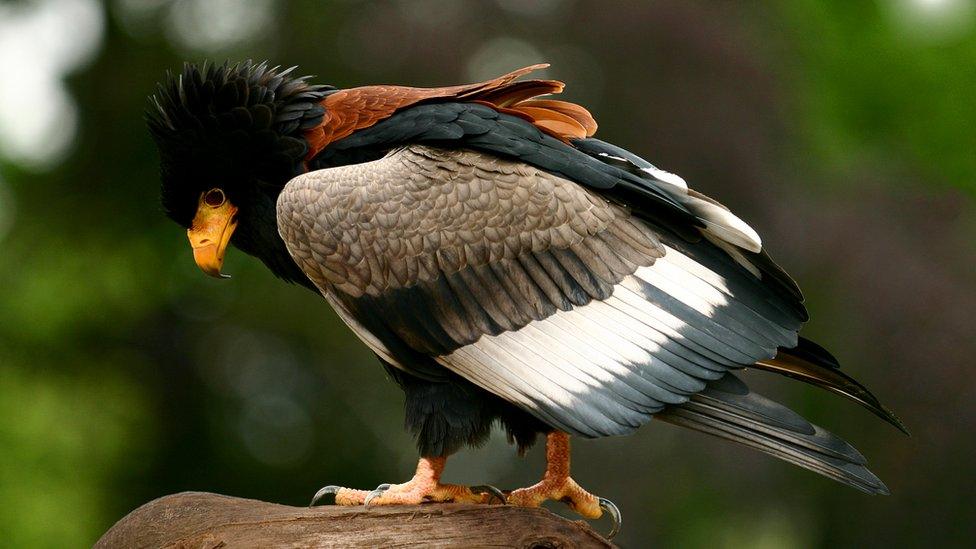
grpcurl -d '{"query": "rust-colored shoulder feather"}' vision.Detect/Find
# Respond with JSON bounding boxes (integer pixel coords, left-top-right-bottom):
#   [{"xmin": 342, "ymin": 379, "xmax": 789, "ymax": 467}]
[{"xmin": 303, "ymin": 64, "xmax": 597, "ymax": 159}]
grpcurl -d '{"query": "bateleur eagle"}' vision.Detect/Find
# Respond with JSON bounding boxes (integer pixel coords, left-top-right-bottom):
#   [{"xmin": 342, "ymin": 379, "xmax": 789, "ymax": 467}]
[{"xmin": 147, "ymin": 61, "xmax": 906, "ymax": 538}]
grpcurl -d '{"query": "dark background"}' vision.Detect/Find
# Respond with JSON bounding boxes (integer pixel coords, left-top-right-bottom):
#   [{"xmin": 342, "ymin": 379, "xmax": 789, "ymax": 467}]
[{"xmin": 1, "ymin": 1, "xmax": 973, "ymax": 547}]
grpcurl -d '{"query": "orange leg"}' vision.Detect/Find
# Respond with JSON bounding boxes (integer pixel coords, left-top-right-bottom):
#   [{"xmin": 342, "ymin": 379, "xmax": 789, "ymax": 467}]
[
  {"xmin": 507, "ymin": 432, "xmax": 619, "ymax": 536},
  {"xmin": 310, "ymin": 456, "xmax": 504, "ymax": 506}
]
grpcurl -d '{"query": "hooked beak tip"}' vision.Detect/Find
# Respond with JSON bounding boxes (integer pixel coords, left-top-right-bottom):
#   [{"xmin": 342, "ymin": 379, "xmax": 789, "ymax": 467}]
[{"xmin": 192, "ymin": 243, "xmax": 231, "ymax": 279}]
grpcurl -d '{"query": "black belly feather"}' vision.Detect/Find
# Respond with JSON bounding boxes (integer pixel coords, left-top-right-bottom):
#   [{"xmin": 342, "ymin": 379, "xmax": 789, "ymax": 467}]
[{"xmin": 381, "ymin": 360, "xmax": 546, "ymax": 456}]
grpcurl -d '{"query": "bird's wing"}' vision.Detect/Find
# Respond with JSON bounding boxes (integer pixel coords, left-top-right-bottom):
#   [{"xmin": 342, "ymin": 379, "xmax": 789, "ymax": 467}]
[
  {"xmin": 277, "ymin": 145, "xmax": 803, "ymax": 437},
  {"xmin": 304, "ymin": 67, "xmax": 805, "ymax": 311}
]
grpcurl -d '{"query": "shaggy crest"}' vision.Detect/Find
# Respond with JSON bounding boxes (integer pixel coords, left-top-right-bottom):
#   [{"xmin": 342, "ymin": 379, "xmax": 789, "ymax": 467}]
[{"xmin": 147, "ymin": 60, "xmax": 334, "ymax": 226}]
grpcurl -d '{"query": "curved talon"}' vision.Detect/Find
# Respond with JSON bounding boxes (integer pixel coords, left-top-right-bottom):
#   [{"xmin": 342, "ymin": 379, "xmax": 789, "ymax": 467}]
[
  {"xmin": 598, "ymin": 497, "xmax": 621, "ymax": 540},
  {"xmin": 310, "ymin": 485, "xmax": 342, "ymax": 507},
  {"xmin": 363, "ymin": 483, "xmax": 392, "ymax": 508},
  {"xmin": 470, "ymin": 484, "xmax": 507, "ymax": 504}
]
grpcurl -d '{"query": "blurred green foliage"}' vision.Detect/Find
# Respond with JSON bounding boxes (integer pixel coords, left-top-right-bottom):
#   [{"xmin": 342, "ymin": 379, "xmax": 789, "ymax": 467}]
[
  {"xmin": 0, "ymin": 1, "xmax": 973, "ymax": 547},
  {"xmin": 783, "ymin": 0, "xmax": 976, "ymax": 191}
]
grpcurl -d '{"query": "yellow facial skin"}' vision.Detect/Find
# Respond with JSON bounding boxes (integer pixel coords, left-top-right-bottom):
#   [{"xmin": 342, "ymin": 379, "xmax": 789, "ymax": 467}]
[{"xmin": 187, "ymin": 189, "xmax": 238, "ymax": 278}]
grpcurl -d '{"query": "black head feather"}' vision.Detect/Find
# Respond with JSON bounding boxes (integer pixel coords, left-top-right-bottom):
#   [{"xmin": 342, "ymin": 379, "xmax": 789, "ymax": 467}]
[
  {"xmin": 147, "ymin": 60, "xmax": 334, "ymax": 227},
  {"xmin": 148, "ymin": 60, "xmax": 333, "ymax": 288}
]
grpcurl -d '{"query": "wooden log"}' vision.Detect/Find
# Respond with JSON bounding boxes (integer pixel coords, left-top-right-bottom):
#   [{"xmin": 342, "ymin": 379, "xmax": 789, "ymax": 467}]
[{"xmin": 95, "ymin": 492, "xmax": 616, "ymax": 548}]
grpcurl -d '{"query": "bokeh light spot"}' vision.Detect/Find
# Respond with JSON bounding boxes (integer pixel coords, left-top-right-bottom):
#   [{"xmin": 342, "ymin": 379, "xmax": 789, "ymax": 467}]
[
  {"xmin": 238, "ymin": 394, "xmax": 314, "ymax": 467},
  {"xmin": 466, "ymin": 36, "xmax": 546, "ymax": 82},
  {"xmin": 888, "ymin": 0, "xmax": 976, "ymax": 42},
  {"xmin": 0, "ymin": 0, "xmax": 103, "ymax": 170},
  {"xmin": 165, "ymin": 0, "xmax": 276, "ymax": 53}
]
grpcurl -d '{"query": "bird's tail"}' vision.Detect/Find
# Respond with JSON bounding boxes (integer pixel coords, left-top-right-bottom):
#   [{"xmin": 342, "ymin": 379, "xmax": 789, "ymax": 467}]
[
  {"xmin": 752, "ymin": 337, "xmax": 908, "ymax": 434},
  {"xmin": 656, "ymin": 372, "xmax": 890, "ymax": 495}
]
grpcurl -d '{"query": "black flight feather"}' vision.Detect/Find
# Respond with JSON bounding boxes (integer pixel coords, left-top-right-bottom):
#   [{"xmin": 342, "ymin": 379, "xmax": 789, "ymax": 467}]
[
  {"xmin": 657, "ymin": 373, "xmax": 890, "ymax": 495},
  {"xmin": 753, "ymin": 338, "xmax": 910, "ymax": 434}
]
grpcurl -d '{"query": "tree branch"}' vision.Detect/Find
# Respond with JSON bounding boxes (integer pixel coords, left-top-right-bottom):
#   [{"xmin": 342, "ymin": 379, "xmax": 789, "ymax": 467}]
[{"xmin": 95, "ymin": 492, "xmax": 616, "ymax": 548}]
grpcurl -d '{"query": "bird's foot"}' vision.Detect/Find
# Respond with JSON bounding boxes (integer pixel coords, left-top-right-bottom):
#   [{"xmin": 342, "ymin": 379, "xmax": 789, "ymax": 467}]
[
  {"xmin": 310, "ymin": 482, "xmax": 503, "ymax": 506},
  {"xmin": 363, "ymin": 480, "xmax": 504, "ymax": 506},
  {"xmin": 309, "ymin": 456, "xmax": 505, "ymax": 507},
  {"xmin": 505, "ymin": 431, "xmax": 621, "ymax": 539},
  {"xmin": 506, "ymin": 476, "xmax": 620, "ymax": 538},
  {"xmin": 507, "ymin": 475, "xmax": 597, "ymax": 516}
]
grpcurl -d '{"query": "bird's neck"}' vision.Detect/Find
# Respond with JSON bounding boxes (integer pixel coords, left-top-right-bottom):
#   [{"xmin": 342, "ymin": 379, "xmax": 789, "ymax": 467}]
[{"xmin": 232, "ymin": 193, "xmax": 319, "ymax": 292}]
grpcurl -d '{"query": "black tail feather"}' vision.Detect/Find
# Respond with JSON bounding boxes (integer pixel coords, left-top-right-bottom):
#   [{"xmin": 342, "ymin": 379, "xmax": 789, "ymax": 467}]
[
  {"xmin": 657, "ymin": 373, "xmax": 890, "ymax": 495},
  {"xmin": 752, "ymin": 337, "xmax": 909, "ymax": 435}
]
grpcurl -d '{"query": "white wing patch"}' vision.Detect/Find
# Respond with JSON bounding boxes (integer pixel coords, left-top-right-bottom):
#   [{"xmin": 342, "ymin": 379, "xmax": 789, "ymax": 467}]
[
  {"xmin": 436, "ymin": 245, "xmax": 794, "ymax": 437},
  {"xmin": 594, "ymin": 150, "xmax": 761, "ymax": 253},
  {"xmin": 679, "ymin": 195, "xmax": 763, "ymax": 253},
  {"xmin": 642, "ymin": 166, "xmax": 688, "ymax": 192}
]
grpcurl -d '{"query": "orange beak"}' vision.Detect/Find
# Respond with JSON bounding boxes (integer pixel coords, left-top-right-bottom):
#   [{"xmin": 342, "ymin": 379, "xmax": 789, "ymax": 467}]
[{"xmin": 187, "ymin": 192, "xmax": 238, "ymax": 278}]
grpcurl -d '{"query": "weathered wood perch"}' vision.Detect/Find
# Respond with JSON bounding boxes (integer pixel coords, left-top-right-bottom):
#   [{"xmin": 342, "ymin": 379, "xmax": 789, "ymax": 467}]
[{"xmin": 95, "ymin": 492, "xmax": 616, "ymax": 548}]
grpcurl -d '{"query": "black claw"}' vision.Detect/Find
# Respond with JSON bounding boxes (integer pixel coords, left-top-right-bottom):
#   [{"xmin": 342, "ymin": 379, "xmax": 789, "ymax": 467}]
[
  {"xmin": 470, "ymin": 484, "xmax": 507, "ymax": 504},
  {"xmin": 598, "ymin": 497, "xmax": 621, "ymax": 540},
  {"xmin": 309, "ymin": 485, "xmax": 342, "ymax": 507},
  {"xmin": 363, "ymin": 483, "xmax": 392, "ymax": 508}
]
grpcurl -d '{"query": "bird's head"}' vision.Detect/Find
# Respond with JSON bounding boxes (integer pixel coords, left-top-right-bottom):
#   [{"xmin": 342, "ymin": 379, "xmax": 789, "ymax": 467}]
[{"xmin": 147, "ymin": 60, "xmax": 333, "ymax": 282}]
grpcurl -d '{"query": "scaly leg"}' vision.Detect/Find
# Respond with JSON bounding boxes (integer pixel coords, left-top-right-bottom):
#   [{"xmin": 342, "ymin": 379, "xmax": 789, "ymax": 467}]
[
  {"xmin": 507, "ymin": 432, "xmax": 621, "ymax": 538},
  {"xmin": 310, "ymin": 456, "xmax": 504, "ymax": 506}
]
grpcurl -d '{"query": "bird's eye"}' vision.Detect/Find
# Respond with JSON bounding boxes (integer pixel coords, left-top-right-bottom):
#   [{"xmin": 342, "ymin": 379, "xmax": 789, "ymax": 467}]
[{"xmin": 204, "ymin": 188, "xmax": 226, "ymax": 207}]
